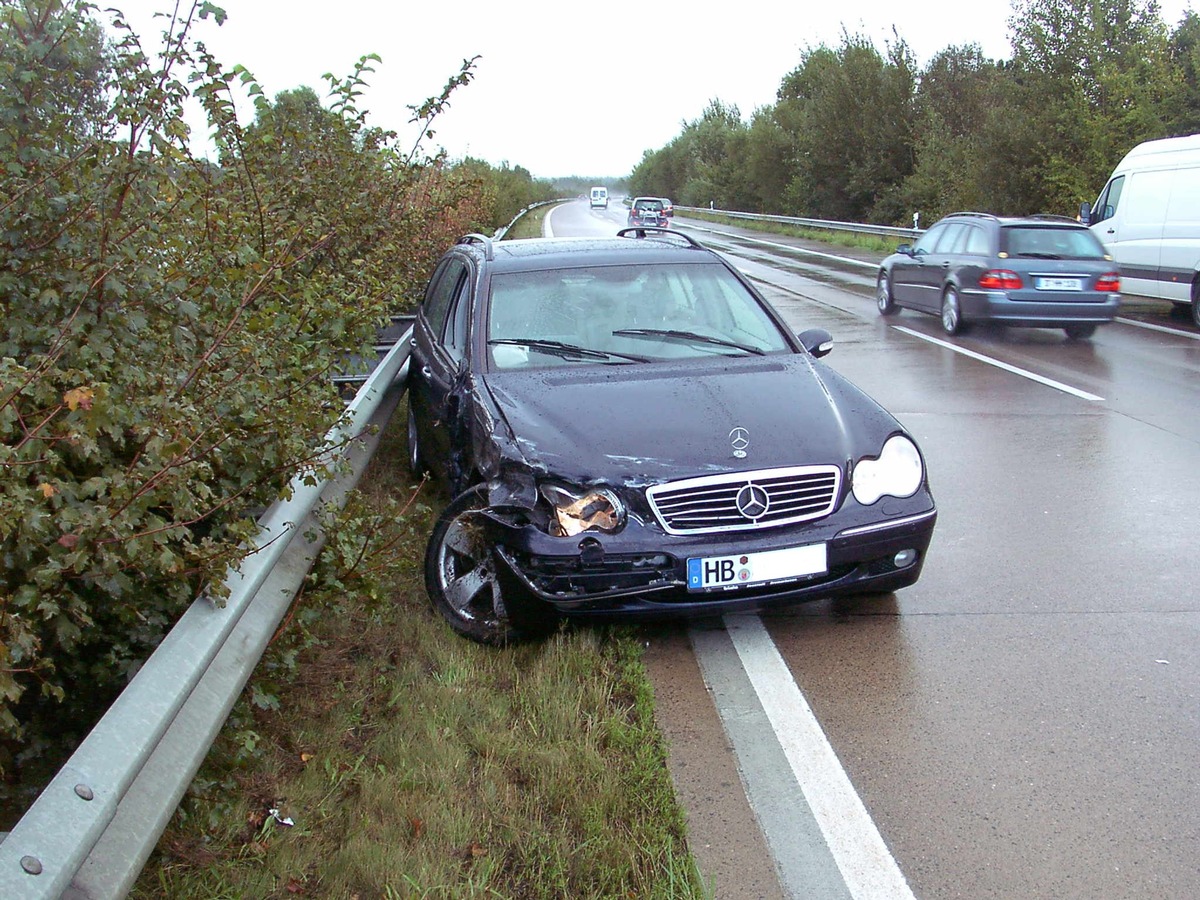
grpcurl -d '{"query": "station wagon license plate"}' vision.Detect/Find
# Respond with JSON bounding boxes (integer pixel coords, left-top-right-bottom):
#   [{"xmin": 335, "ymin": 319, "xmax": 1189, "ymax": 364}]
[
  {"xmin": 687, "ymin": 543, "xmax": 827, "ymax": 592},
  {"xmin": 1035, "ymin": 277, "xmax": 1083, "ymax": 291}
]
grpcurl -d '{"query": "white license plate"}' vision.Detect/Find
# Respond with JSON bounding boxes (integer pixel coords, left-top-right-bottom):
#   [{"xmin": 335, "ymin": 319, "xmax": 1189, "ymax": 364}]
[
  {"xmin": 1035, "ymin": 277, "xmax": 1083, "ymax": 291},
  {"xmin": 687, "ymin": 543, "xmax": 827, "ymax": 592}
]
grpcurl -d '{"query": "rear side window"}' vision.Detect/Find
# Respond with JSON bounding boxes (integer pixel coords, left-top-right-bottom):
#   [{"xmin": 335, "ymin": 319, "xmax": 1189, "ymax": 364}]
[
  {"xmin": 1001, "ymin": 227, "xmax": 1108, "ymax": 259},
  {"xmin": 961, "ymin": 225, "xmax": 990, "ymax": 255}
]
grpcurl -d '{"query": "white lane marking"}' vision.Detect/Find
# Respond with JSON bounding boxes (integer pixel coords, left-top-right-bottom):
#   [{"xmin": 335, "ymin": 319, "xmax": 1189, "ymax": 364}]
[
  {"xmin": 682, "ymin": 223, "xmax": 878, "ymax": 269},
  {"xmin": 543, "ymin": 203, "xmax": 560, "ymax": 238},
  {"xmin": 1115, "ymin": 315, "xmax": 1200, "ymax": 340},
  {"xmin": 725, "ymin": 614, "xmax": 916, "ymax": 900},
  {"xmin": 892, "ymin": 326, "xmax": 1106, "ymax": 401}
]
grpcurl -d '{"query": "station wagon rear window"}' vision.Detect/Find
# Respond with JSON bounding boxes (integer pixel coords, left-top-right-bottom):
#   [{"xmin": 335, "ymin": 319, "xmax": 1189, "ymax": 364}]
[{"xmin": 1001, "ymin": 226, "xmax": 1108, "ymax": 259}]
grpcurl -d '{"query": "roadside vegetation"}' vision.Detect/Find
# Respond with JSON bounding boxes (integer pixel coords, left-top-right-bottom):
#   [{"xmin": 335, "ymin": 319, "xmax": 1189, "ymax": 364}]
[
  {"xmin": 629, "ymin": 0, "xmax": 1200, "ymax": 225},
  {"xmin": 2, "ymin": 0, "xmax": 558, "ymax": 823},
  {"xmin": 680, "ymin": 209, "xmax": 897, "ymax": 256},
  {"xmin": 131, "ymin": 415, "xmax": 706, "ymax": 899}
]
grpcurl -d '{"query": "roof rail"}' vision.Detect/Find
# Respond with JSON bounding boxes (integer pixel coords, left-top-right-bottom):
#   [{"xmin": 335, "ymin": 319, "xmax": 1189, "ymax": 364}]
[
  {"xmin": 943, "ymin": 211, "xmax": 1000, "ymax": 221},
  {"xmin": 616, "ymin": 226, "xmax": 705, "ymax": 249},
  {"xmin": 1024, "ymin": 214, "xmax": 1083, "ymax": 224},
  {"xmin": 456, "ymin": 233, "xmax": 494, "ymax": 261}
]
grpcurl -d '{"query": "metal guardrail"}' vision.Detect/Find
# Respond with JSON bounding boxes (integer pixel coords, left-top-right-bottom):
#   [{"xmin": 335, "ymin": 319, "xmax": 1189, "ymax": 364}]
[
  {"xmin": 0, "ymin": 328, "xmax": 414, "ymax": 899},
  {"xmin": 493, "ymin": 197, "xmax": 572, "ymax": 240},
  {"xmin": 675, "ymin": 206, "xmax": 924, "ymax": 241}
]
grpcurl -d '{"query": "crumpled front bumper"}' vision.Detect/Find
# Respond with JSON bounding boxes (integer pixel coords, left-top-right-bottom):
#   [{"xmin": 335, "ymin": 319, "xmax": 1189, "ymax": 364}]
[{"xmin": 484, "ymin": 502, "xmax": 937, "ymax": 620}]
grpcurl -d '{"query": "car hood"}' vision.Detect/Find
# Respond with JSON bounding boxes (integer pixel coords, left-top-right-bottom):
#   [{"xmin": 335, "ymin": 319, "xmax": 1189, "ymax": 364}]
[{"xmin": 481, "ymin": 354, "xmax": 902, "ymax": 486}]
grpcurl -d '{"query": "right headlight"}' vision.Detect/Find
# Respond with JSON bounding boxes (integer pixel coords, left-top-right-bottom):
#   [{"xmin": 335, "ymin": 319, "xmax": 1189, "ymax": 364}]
[
  {"xmin": 539, "ymin": 484, "xmax": 626, "ymax": 537},
  {"xmin": 851, "ymin": 435, "xmax": 924, "ymax": 506}
]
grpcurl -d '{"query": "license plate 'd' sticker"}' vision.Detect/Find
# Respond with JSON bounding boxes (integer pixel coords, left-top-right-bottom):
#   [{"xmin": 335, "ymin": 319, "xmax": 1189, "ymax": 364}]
[
  {"xmin": 1035, "ymin": 277, "xmax": 1083, "ymax": 291},
  {"xmin": 687, "ymin": 544, "xmax": 827, "ymax": 592}
]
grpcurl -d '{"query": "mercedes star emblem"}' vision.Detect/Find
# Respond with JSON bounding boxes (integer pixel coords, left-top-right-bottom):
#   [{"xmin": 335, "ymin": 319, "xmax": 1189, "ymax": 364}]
[
  {"xmin": 735, "ymin": 483, "xmax": 770, "ymax": 520},
  {"xmin": 729, "ymin": 426, "xmax": 750, "ymax": 459}
]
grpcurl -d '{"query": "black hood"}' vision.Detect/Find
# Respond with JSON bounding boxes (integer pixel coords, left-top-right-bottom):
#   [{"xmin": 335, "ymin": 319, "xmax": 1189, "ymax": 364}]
[{"xmin": 481, "ymin": 354, "xmax": 901, "ymax": 487}]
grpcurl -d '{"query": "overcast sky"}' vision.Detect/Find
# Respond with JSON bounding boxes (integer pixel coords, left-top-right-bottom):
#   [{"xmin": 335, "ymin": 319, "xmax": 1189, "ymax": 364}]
[{"xmin": 109, "ymin": 1, "xmax": 1197, "ymax": 178}]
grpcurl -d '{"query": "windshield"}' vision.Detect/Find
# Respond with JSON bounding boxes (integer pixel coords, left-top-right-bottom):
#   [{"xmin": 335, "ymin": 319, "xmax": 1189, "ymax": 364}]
[{"xmin": 486, "ymin": 262, "xmax": 791, "ymax": 370}]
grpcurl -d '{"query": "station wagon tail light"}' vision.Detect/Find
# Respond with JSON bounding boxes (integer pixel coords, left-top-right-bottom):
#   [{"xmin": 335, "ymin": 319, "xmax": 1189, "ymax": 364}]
[
  {"xmin": 851, "ymin": 436, "xmax": 924, "ymax": 506},
  {"xmin": 1095, "ymin": 273, "xmax": 1120, "ymax": 292},
  {"xmin": 978, "ymin": 269, "xmax": 1023, "ymax": 290},
  {"xmin": 540, "ymin": 484, "xmax": 626, "ymax": 536}
]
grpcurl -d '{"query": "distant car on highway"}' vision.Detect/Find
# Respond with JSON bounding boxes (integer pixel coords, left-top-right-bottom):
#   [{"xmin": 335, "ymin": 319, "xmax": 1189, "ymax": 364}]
[
  {"xmin": 408, "ymin": 229, "xmax": 937, "ymax": 643},
  {"xmin": 876, "ymin": 212, "xmax": 1121, "ymax": 339},
  {"xmin": 589, "ymin": 186, "xmax": 608, "ymax": 209},
  {"xmin": 628, "ymin": 197, "xmax": 667, "ymax": 228}
]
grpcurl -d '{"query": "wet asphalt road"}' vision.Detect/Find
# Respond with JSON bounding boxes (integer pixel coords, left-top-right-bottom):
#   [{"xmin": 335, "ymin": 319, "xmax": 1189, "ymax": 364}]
[{"xmin": 548, "ymin": 201, "xmax": 1200, "ymax": 898}]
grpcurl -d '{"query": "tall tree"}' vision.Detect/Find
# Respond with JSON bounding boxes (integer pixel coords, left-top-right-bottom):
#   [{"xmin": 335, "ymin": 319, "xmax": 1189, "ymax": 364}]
[
  {"xmin": 1009, "ymin": 0, "xmax": 1178, "ymax": 207},
  {"xmin": 775, "ymin": 32, "xmax": 917, "ymax": 222}
]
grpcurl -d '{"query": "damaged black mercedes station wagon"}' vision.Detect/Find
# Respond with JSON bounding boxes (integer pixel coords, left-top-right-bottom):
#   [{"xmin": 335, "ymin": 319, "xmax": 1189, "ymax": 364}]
[{"xmin": 408, "ymin": 229, "xmax": 937, "ymax": 644}]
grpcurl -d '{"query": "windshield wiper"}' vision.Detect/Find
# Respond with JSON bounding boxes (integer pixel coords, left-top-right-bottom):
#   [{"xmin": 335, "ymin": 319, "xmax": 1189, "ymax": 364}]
[
  {"xmin": 1014, "ymin": 252, "xmax": 1062, "ymax": 259},
  {"xmin": 612, "ymin": 328, "xmax": 766, "ymax": 355},
  {"xmin": 488, "ymin": 338, "xmax": 649, "ymax": 362}
]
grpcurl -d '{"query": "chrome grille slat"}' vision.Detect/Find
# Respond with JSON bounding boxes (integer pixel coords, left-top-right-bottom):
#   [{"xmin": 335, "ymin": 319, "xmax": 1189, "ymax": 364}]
[{"xmin": 646, "ymin": 465, "xmax": 841, "ymax": 535}]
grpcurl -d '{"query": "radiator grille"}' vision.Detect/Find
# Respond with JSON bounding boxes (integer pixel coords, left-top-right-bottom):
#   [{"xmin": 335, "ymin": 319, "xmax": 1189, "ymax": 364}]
[{"xmin": 646, "ymin": 466, "xmax": 841, "ymax": 535}]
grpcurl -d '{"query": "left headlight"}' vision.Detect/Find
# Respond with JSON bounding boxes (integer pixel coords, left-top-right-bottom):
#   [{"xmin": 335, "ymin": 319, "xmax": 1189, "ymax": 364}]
[
  {"xmin": 539, "ymin": 484, "xmax": 626, "ymax": 537},
  {"xmin": 851, "ymin": 435, "xmax": 924, "ymax": 506}
]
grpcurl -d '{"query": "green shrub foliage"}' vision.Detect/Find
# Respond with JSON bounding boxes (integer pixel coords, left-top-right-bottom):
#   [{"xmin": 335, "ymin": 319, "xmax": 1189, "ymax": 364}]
[{"xmin": 0, "ymin": 0, "xmax": 487, "ymax": 767}]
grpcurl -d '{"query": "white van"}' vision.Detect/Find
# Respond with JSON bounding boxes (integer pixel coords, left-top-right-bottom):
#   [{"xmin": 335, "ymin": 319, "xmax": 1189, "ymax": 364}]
[
  {"xmin": 1086, "ymin": 133, "xmax": 1200, "ymax": 325},
  {"xmin": 589, "ymin": 186, "xmax": 608, "ymax": 209}
]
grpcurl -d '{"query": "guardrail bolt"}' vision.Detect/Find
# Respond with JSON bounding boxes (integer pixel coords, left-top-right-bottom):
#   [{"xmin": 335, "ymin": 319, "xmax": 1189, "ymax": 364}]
[
  {"xmin": 20, "ymin": 855, "xmax": 43, "ymax": 875},
  {"xmin": 74, "ymin": 783, "xmax": 95, "ymax": 801}
]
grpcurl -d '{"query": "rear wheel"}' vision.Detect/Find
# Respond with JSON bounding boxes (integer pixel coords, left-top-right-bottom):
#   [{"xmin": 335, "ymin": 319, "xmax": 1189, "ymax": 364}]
[
  {"xmin": 424, "ymin": 486, "xmax": 555, "ymax": 645},
  {"xmin": 941, "ymin": 287, "xmax": 966, "ymax": 335},
  {"xmin": 1192, "ymin": 280, "xmax": 1200, "ymax": 328},
  {"xmin": 876, "ymin": 272, "xmax": 900, "ymax": 316},
  {"xmin": 1064, "ymin": 323, "xmax": 1097, "ymax": 340}
]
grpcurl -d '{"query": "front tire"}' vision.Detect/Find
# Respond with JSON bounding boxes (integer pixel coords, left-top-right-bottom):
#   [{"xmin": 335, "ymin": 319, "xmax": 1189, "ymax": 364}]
[
  {"xmin": 424, "ymin": 486, "xmax": 554, "ymax": 645},
  {"xmin": 876, "ymin": 272, "xmax": 900, "ymax": 316},
  {"xmin": 941, "ymin": 287, "xmax": 966, "ymax": 335},
  {"xmin": 407, "ymin": 405, "xmax": 426, "ymax": 477},
  {"xmin": 1191, "ymin": 280, "xmax": 1200, "ymax": 328}
]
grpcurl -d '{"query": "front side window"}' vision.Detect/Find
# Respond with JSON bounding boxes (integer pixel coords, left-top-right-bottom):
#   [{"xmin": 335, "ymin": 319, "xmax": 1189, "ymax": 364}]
[
  {"xmin": 423, "ymin": 257, "xmax": 468, "ymax": 339},
  {"xmin": 1093, "ymin": 175, "xmax": 1125, "ymax": 224},
  {"xmin": 912, "ymin": 224, "xmax": 945, "ymax": 255},
  {"xmin": 486, "ymin": 263, "xmax": 790, "ymax": 369}
]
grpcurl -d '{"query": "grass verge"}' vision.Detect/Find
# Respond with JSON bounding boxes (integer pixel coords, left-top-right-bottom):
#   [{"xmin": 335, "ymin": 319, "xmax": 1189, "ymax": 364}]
[
  {"xmin": 131, "ymin": 406, "xmax": 706, "ymax": 899},
  {"xmin": 504, "ymin": 204, "xmax": 556, "ymax": 240},
  {"xmin": 678, "ymin": 209, "xmax": 900, "ymax": 256}
]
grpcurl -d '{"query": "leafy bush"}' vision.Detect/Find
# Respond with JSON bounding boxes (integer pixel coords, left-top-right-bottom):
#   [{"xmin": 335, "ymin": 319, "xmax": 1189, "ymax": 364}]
[{"xmin": 0, "ymin": 0, "xmax": 485, "ymax": 780}]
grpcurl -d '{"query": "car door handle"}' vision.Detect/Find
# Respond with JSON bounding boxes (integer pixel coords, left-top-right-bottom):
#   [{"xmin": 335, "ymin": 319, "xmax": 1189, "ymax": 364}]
[
  {"xmin": 421, "ymin": 366, "xmax": 432, "ymax": 379},
  {"xmin": 941, "ymin": 261, "xmax": 950, "ymax": 268}
]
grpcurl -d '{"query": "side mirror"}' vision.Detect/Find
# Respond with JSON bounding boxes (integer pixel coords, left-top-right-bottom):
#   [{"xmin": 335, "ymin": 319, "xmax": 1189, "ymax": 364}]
[
  {"xmin": 798, "ymin": 327, "xmax": 833, "ymax": 358},
  {"xmin": 1079, "ymin": 201, "xmax": 1091, "ymax": 226},
  {"xmin": 896, "ymin": 243, "xmax": 914, "ymax": 256}
]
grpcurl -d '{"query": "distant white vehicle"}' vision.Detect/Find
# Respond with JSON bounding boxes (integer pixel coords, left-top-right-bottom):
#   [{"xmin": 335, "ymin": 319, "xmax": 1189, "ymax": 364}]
[
  {"xmin": 589, "ymin": 186, "xmax": 608, "ymax": 209},
  {"xmin": 1086, "ymin": 133, "xmax": 1200, "ymax": 326}
]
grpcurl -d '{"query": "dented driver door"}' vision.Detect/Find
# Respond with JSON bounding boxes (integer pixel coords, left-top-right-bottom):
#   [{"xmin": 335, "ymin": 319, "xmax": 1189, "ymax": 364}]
[{"xmin": 411, "ymin": 254, "xmax": 474, "ymax": 483}]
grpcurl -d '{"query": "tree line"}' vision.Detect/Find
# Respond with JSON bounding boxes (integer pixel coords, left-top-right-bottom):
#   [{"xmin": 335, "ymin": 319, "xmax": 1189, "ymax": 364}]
[{"xmin": 629, "ymin": 0, "xmax": 1200, "ymax": 225}]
